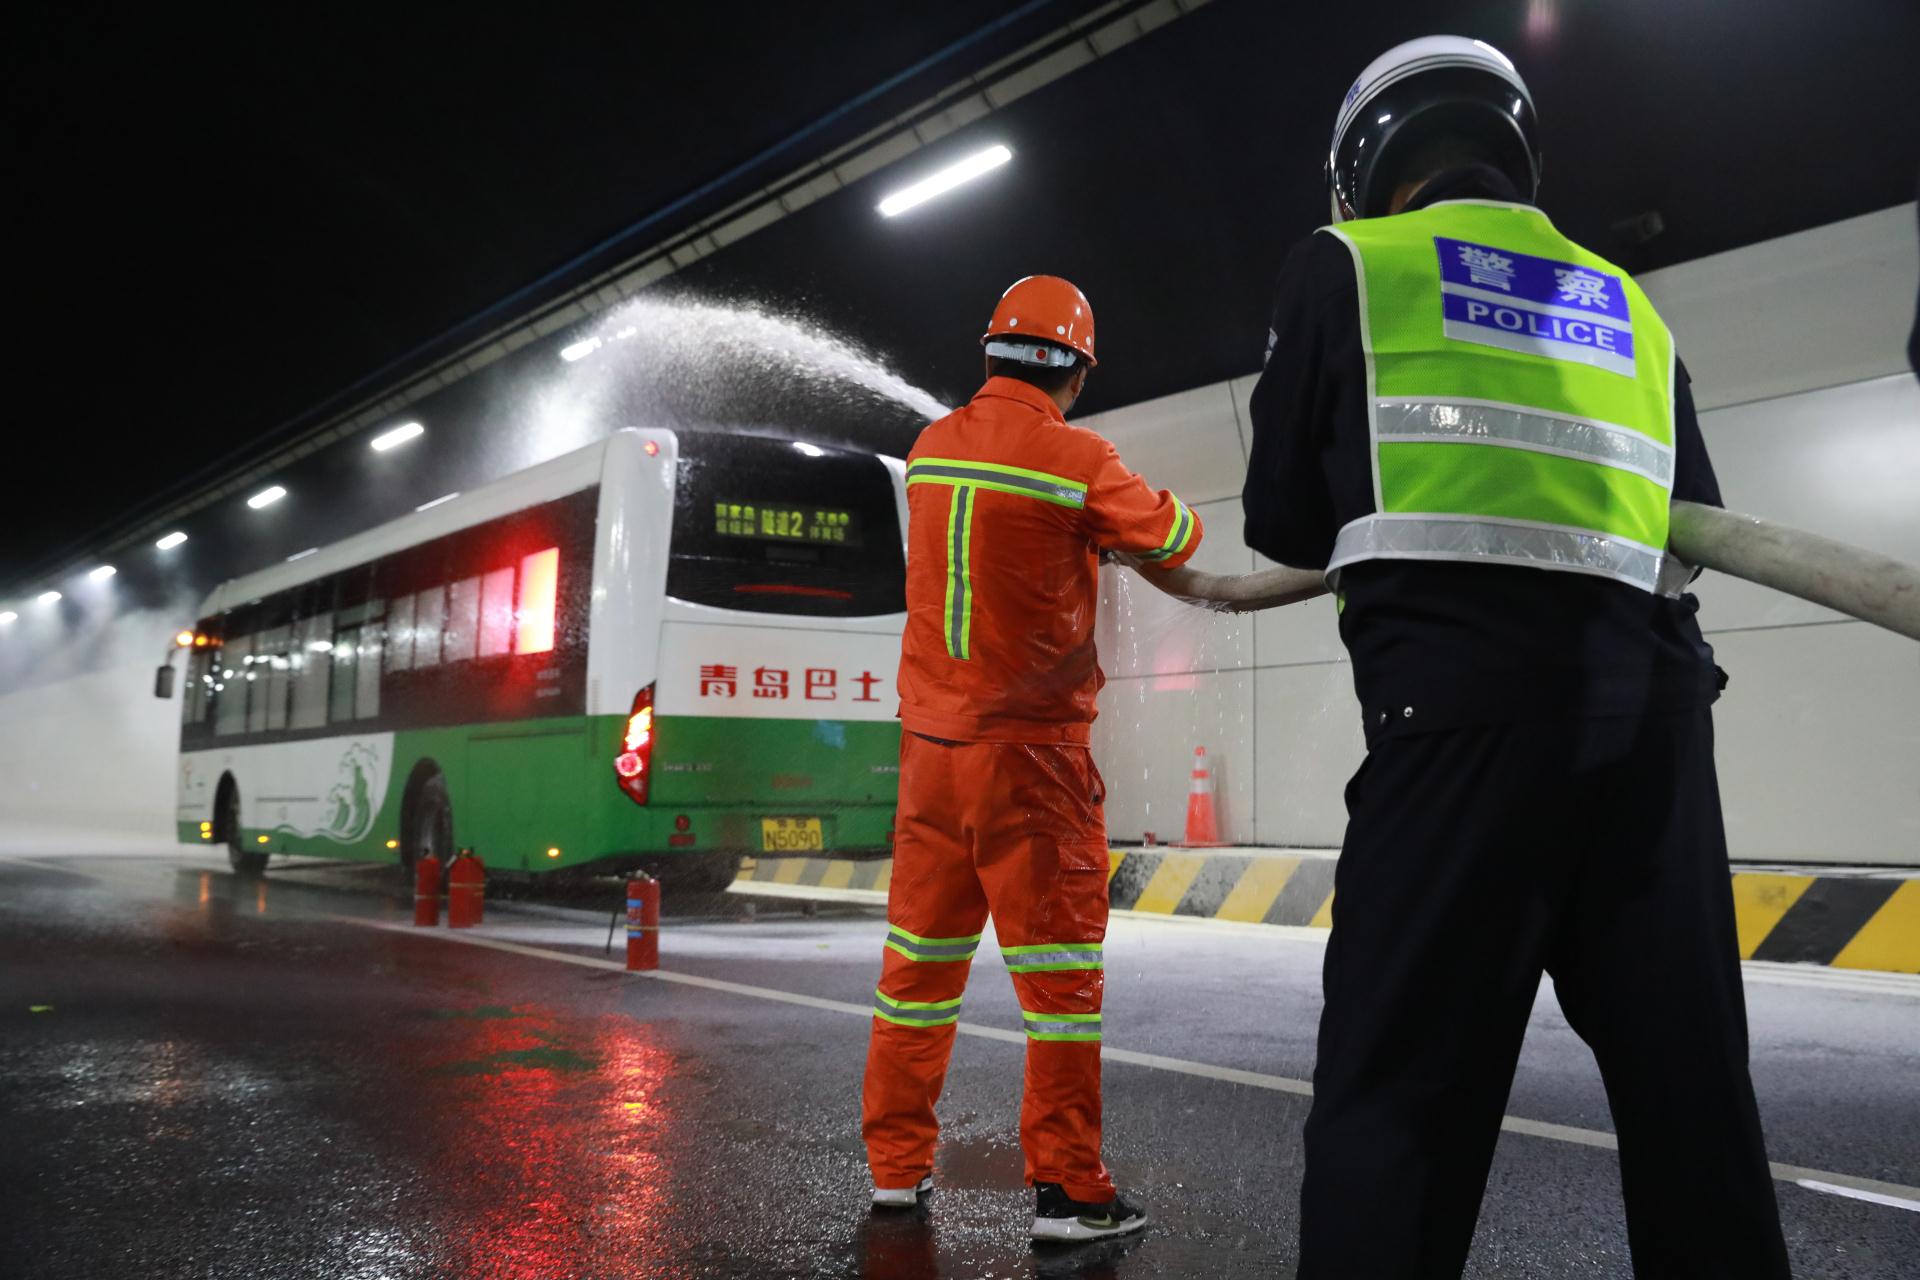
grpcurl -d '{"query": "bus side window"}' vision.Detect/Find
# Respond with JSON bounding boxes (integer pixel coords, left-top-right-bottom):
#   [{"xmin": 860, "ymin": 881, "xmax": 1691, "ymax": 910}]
[
  {"xmin": 290, "ymin": 613, "xmax": 332, "ymax": 730},
  {"xmin": 329, "ymin": 627, "xmax": 360, "ymax": 724},
  {"xmin": 386, "ymin": 593, "xmax": 415, "ymax": 673},
  {"xmin": 478, "ymin": 567, "xmax": 514, "ymax": 657},
  {"xmin": 183, "ymin": 644, "xmax": 214, "ymax": 725},
  {"xmin": 257, "ymin": 625, "xmax": 291, "ymax": 733},
  {"xmin": 214, "ymin": 634, "xmax": 253, "ymax": 737},
  {"xmin": 444, "ymin": 576, "xmax": 480, "ymax": 663},
  {"xmin": 355, "ymin": 616, "xmax": 382, "ymax": 718},
  {"xmin": 414, "ymin": 587, "xmax": 445, "ymax": 668}
]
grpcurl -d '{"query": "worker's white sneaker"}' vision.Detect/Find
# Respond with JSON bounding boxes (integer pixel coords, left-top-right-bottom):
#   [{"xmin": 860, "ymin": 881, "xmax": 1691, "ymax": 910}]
[
  {"xmin": 1030, "ymin": 1182, "xmax": 1149, "ymax": 1243},
  {"xmin": 870, "ymin": 1174, "xmax": 934, "ymax": 1208}
]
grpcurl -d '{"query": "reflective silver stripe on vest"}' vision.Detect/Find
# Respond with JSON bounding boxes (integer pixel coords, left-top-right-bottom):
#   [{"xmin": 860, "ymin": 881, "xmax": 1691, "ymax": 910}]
[
  {"xmin": 1328, "ymin": 513, "xmax": 1666, "ymax": 593},
  {"xmin": 1375, "ymin": 400, "xmax": 1674, "ymax": 486}
]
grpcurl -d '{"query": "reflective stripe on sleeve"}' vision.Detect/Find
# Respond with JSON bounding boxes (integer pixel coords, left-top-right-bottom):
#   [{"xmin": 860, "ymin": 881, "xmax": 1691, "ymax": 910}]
[
  {"xmin": 1139, "ymin": 496, "xmax": 1194, "ymax": 562},
  {"xmin": 1000, "ymin": 941, "xmax": 1103, "ymax": 973},
  {"xmin": 873, "ymin": 989, "xmax": 963, "ymax": 1028},
  {"xmin": 1021, "ymin": 1009, "xmax": 1102, "ymax": 1041},
  {"xmin": 1374, "ymin": 398, "xmax": 1674, "ymax": 486},
  {"xmin": 907, "ymin": 458, "xmax": 1087, "ymax": 509},
  {"xmin": 885, "ymin": 925, "xmax": 983, "ymax": 963}
]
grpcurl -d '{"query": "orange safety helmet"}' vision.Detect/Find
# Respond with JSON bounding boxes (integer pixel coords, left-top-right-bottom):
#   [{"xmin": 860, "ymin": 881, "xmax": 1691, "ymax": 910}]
[{"xmin": 980, "ymin": 275, "xmax": 1097, "ymax": 367}]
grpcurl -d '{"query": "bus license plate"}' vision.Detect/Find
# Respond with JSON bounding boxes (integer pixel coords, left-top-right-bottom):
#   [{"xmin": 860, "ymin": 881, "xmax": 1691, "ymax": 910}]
[{"xmin": 760, "ymin": 817, "xmax": 824, "ymax": 853}]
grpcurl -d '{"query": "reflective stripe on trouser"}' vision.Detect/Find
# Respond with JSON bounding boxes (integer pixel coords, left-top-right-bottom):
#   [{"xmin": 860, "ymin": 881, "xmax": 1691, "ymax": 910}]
[
  {"xmin": 862, "ymin": 734, "xmax": 1115, "ymax": 1204},
  {"xmin": 873, "ymin": 989, "xmax": 963, "ymax": 1027}
]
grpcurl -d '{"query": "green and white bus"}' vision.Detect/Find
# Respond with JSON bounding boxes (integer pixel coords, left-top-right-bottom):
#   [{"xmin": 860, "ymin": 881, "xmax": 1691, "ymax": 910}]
[{"xmin": 167, "ymin": 429, "xmax": 907, "ymax": 888}]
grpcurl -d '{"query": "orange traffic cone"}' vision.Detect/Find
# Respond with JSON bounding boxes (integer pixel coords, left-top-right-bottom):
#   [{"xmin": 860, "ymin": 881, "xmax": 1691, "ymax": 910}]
[{"xmin": 1179, "ymin": 746, "xmax": 1226, "ymax": 847}]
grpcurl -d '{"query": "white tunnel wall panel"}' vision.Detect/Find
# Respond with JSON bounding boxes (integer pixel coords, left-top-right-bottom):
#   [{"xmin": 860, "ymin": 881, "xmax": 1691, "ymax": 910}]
[
  {"xmin": 1228, "ymin": 374, "xmax": 1257, "ymax": 463},
  {"xmin": 1253, "ymin": 554, "xmax": 1348, "ymax": 668},
  {"xmin": 0, "ymin": 616, "xmax": 183, "ymax": 842},
  {"xmin": 1074, "ymin": 382, "xmax": 1247, "ymax": 503},
  {"xmin": 1709, "ymin": 623, "xmax": 1920, "ymax": 864},
  {"xmin": 1692, "ymin": 373, "xmax": 1920, "ymax": 633},
  {"xmin": 1095, "ymin": 498, "xmax": 1254, "ymax": 679},
  {"xmin": 1251, "ymin": 664, "xmax": 1366, "ymax": 849},
  {"xmin": 1092, "ymin": 669, "xmax": 1256, "ymax": 847},
  {"xmin": 1639, "ymin": 203, "xmax": 1918, "ymax": 411}
]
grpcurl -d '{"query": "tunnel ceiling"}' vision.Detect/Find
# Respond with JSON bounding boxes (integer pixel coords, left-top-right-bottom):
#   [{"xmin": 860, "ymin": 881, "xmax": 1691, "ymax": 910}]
[{"xmin": 12, "ymin": 0, "xmax": 1920, "ymax": 595}]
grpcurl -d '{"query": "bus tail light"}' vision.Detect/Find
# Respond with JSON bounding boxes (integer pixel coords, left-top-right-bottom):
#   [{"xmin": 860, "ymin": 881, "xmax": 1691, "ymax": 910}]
[{"xmin": 614, "ymin": 684, "xmax": 655, "ymax": 805}]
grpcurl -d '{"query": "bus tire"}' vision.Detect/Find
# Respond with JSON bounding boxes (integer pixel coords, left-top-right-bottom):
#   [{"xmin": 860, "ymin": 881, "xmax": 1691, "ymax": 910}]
[
  {"xmin": 220, "ymin": 778, "xmax": 267, "ymax": 876},
  {"xmin": 405, "ymin": 774, "xmax": 454, "ymax": 875},
  {"xmin": 672, "ymin": 850, "xmax": 743, "ymax": 895}
]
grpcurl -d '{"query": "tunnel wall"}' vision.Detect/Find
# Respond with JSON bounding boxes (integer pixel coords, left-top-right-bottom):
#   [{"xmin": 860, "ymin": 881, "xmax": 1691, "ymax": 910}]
[
  {"xmin": 1087, "ymin": 202, "xmax": 1920, "ymax": 866},
  {"xmin": 3, "ymin": 207, "xmax": 1915, "ymax": 864}
]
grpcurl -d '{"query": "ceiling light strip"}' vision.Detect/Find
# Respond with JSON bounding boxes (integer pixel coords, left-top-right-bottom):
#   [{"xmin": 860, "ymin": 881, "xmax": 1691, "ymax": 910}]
[{"xmin": 45, "ymin": 0, "xmax": 1210, "ymax": 588}]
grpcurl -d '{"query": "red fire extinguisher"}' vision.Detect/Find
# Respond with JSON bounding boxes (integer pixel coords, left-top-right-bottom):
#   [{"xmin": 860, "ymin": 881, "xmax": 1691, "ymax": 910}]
[
  {"xmin": 626, "ymin": 876, "xmax": 660, "ymax": 970},
  {"xmin": 447, "ymin": 851, "xmax": 485, "ymax": 928},
  {"xmin": 413, "ymin": 853, "xmax": 442, "ymax": 926}
]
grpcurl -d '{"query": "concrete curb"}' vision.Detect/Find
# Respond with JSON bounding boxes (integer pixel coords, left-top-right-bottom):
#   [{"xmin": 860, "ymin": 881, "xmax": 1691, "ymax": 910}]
[{"xmin": 737, "ymin": 851, "xmax": 1920, "ymax": 975}]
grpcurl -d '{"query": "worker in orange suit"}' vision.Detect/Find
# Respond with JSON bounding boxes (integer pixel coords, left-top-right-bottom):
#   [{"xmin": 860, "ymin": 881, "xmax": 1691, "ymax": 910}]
[{"xmin": 862, "ymin": 275, "xmax": 1203, "ymax": 1244}]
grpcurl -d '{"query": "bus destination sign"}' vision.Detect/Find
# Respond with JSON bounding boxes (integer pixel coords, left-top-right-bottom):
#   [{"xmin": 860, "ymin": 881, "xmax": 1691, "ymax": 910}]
[{"xmin": 715, "ymin": 500, "xmax": 862, "ymax": 546}]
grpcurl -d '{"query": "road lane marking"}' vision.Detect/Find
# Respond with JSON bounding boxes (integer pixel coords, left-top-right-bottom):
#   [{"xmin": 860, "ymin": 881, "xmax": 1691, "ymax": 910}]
[
  {"xmin": 1793, "ymin": 1179, "xmax": 1920, "ymax": 1213},
  {"xmin": 9, "ymin": 854, "xmax": 1917, "ymax": 1209},
  {"xmin": 347, "ymin": 914, "xmax": 1920, "ymax": 1209}
]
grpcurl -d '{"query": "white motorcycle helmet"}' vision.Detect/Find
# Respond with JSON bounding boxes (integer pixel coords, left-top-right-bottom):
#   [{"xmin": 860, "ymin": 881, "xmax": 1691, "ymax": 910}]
[{"xmin": 1328, "ymin": 35, "xmax": 1542, "ymax": 223}]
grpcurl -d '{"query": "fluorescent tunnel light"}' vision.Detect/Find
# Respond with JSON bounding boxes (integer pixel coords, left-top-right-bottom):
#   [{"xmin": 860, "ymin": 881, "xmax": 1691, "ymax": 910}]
[
  {"xmin": 0, "ymin": 611, "xmax": 17, "ymax": 624},
  {"xmin": 560, "ymin": 336, "xmax": 602, "ymax": 363},
  {"xmin": 370, "ymin": 422, "xmax": 425, "ymax": 452},
  {"xmin": 37, "ymin": 591, "xmax": 61, "ymax": 605},
  {"xmin": 88, "ymin": 565, "xmax": 116, "ymax": 581},
  {"xmin": 155, "ymin": 531, "xmax": 188, "ymax": 550},
  {"xmin": 248, "ymin": 486, "xmax": 287, "ymax": 509},
  {"xmin": 877, "ymin": 144, "xmax": 1012, "ymax": 217}
]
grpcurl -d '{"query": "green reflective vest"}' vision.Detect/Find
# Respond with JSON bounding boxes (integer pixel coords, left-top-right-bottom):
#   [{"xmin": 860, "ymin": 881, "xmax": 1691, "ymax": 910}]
[{"xmin": 1324, "ymin": 199, "xmax": 1681, "ymax": 594}]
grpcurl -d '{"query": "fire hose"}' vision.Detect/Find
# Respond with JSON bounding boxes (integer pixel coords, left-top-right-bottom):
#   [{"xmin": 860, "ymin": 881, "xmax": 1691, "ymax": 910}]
[{"xmin": 1127, "ymin": 501, "xmax": 1920, "ymax": 643}]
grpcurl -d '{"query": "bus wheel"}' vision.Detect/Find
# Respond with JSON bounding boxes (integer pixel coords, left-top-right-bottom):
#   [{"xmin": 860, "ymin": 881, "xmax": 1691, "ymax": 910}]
[
  {"xmin": 221, "ymin": 782, "xmax": 267, "ymax": 876},
  {"xmin": 672, "ymin": 850, "xmax": 743, "ymax": 895},
  {"xmin": 406, "ymin": 775, "xmax": 454, "ymax": 875}
]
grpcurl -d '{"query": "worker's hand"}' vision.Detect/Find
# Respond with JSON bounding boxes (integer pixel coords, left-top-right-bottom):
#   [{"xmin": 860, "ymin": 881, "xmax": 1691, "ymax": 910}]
[{"xmin": 1099, "ymin": 549, "xmax": 1149, "ymax": 572}]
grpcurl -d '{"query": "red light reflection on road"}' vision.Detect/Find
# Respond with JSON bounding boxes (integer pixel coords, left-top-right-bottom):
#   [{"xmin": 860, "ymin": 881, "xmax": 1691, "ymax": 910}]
[{"xmin": 418, "ymin": 1007, "xmax": 679, "ymax": 1277}]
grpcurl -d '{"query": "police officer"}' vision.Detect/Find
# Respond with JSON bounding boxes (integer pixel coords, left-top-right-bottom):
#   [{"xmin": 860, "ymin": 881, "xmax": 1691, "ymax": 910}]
[{"xmin": 1243, "ymin": 36, "xmax": 1792, "ymax": 1278}]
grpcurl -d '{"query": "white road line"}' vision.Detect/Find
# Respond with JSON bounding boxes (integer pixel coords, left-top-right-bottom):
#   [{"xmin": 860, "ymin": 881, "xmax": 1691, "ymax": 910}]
[
  {"xmin": 10, "ymin": 854, "xmax": 1919, "ymax": 1209},
  {"xmin": 1794, "ymin": 1179, "xmax": 1920, "ymax": 1213},
  {"xmin": 348, "ymin": 915, "xmax": 1920, "ymax": 1208}
]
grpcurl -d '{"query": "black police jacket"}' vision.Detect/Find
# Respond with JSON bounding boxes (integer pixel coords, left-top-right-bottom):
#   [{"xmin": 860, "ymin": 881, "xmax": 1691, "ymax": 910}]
[{"xmin": 1244, "ymin": 165, "xmax": 1725, "ymax": 744}]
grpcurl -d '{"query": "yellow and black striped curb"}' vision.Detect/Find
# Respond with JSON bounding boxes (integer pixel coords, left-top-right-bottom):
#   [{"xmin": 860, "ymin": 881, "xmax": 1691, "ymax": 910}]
[{"xmin": 737, "ymin": 851, "xmax": 1919, "ymax": 975}]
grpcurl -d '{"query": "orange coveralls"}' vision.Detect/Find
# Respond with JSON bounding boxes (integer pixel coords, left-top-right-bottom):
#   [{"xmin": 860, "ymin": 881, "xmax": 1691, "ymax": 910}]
[{"xmin": 863, "ymin": 375, "xmax": 1203, "ymax": 1202}]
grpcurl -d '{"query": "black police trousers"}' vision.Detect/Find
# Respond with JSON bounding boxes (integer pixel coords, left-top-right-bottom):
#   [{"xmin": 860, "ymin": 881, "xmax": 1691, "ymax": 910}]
[{"xmin": 1297, "ymin": 705, "xmax": 1791, "ymax": 1279}]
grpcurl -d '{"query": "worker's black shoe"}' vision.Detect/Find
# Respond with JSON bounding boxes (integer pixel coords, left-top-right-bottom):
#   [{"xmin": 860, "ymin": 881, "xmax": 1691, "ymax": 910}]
[{"xmin": 1029, "ymin": 1182, "xmax": 1148, "ymax": 1243}]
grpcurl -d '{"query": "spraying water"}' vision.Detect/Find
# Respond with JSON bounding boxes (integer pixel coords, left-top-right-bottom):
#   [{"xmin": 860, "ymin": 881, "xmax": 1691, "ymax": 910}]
[{"xmin": 512, "ymin": 296, "xmax": 951, "ymax": 473}]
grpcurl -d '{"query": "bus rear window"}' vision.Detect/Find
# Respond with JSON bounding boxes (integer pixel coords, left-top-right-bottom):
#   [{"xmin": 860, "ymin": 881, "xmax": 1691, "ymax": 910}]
[{"xmin": 668, "ymin": 436, "xmax": 904, "ymax": 617}]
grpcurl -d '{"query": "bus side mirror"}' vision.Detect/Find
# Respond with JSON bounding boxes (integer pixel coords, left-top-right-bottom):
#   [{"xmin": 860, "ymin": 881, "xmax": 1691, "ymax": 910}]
[{"xmin": 154, "ymin": 665, "xmax": 177, "ymax": 699}]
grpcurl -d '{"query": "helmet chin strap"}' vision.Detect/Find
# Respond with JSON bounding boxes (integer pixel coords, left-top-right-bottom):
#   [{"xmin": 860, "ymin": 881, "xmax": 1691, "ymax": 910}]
[{"xmin": 984, "ymin": 339, "xmax": 1078, "ymax": 368}]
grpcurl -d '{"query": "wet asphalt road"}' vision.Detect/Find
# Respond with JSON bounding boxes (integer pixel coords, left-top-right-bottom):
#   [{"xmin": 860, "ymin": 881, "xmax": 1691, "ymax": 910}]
[{"xmin": 2, "ymin": 849, "xmax": 1916, "ymax": 1279}]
